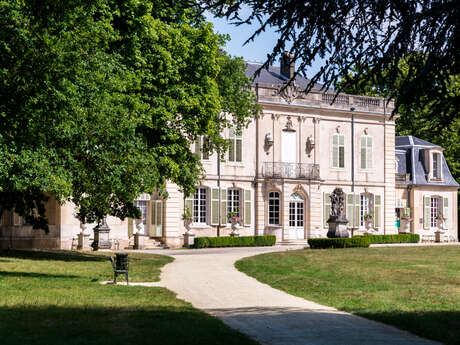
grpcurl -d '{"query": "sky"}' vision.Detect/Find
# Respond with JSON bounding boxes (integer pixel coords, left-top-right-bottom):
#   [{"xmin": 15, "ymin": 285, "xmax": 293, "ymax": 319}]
[{"xmin": 205, "ymin": 12, "xmax": 325, "ymax": 79}]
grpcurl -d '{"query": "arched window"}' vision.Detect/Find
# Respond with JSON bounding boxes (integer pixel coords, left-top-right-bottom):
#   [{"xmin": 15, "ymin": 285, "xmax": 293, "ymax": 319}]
[{"xmin": 268, "ymin": 191, "xmax": 280, "ymax": 225}]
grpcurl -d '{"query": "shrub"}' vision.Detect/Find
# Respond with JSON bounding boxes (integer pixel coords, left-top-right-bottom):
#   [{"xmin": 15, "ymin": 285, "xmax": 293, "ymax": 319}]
[
  {"xmin": 193, "ymin": 235, "xmax": 276, "ymax": 248},
  {"xmin": 354, "ymin": 234, "xmax": 420, "ymax": 244},
  {"xmin": 308, "ymin": 237, "xmax": 371, "ymax": 249}
]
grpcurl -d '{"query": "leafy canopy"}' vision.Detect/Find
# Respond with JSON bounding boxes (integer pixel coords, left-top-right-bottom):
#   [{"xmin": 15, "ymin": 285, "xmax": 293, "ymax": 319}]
[
  {"xmin": 0, "ymin": 0, "xmax": 260, "ymax": 229},
  {"xmin": 197, "ymin": 0, "xmax": 459, "ymax": 124}
]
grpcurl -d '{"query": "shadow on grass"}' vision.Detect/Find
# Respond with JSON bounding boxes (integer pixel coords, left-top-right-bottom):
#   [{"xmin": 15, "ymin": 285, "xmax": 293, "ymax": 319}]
[
  {"xmin": 0, "ymin": 250, "xmax": 107, "ymax": 262},
  {"xmin": 207, "ymin": 307, "xmax": 457, "ymax": 345},
  {"xmin": 0, "ymin": 305, "xmax": 259, "ymax": 345},
  {"xmin": 0, "ymin": 271, "xmax": 80, "ymax": 279}
]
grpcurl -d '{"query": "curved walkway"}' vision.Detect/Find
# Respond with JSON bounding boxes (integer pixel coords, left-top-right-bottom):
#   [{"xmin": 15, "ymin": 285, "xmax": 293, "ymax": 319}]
[{"xmin": 138, "ymin": 246, "xmax": 440, "ymax": 345}]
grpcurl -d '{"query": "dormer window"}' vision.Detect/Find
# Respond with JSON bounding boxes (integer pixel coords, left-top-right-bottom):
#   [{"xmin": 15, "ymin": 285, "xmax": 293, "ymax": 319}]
[{"xmin": 432, "ymin": 152, "xmax": 441, "ymax": 179}]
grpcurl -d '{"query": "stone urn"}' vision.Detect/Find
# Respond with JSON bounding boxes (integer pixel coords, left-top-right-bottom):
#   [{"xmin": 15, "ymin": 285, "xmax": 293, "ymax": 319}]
[
  {"xmin": 230, "ymin": 218, "xmax": 241, "ymax": 237},
  {"xmin": 183, "ymin": 217, "xmax": 195, "ymax": 247},
  {"xmin": 77, "ymin": 222, "xmax": 90, "ymax": 250}
]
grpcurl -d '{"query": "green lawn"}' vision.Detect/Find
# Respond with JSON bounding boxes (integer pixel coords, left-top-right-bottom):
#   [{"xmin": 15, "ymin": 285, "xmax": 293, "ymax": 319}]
[
  {"xmin": 0, "ymin": 250, "xmax": 259, "ymax": 345},
  {"xmin": 236, "ymin": 246, "xmax": 460, "ymax": 345}
]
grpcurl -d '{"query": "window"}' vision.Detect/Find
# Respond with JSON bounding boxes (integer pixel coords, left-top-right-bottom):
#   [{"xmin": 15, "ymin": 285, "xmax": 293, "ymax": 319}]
[
  {"xmin": 134, "ymin": 200, "xmax": 148, "ymax": 225},
  {"xmin": 193, "ymin": 188, "xmax": 207, "ymax": 223},
  {"xmin": 360, "ymin": 194, "xmax": 370, "ymax": 226},
  {"xmin": 268, "ymin": 192, "xmax": 280, "ymax": 225},
  {"xmin": 432, "ymin": 153, "xmax": 441, "ymax": 179},
  {"xmin": 227, "ymin": 189, "xmax": 241, "ymax": 219},
  {"xmin": 360, "ymin": 135, "xmax": 373, "ymax": 169},
  {"xmin": 228, "ymin": 127, "xmax": 242, "ymax": 162},
  {"xmin": 332, "ymin": 134, "xmax": 345, "ymax": 168},
  {"xmin": 195, "ymin": 136, "xmax": 210, "ymax": 160},
  {"xmin": 430, "ymin": 197, "xmax": 439, "ymax": 228}
]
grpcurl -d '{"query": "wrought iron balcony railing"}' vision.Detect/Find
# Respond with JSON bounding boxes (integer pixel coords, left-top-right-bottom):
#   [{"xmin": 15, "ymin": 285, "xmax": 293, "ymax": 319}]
[{"xmin": 263, "ymin": 162, "xmax": 320, "ymax": 180}]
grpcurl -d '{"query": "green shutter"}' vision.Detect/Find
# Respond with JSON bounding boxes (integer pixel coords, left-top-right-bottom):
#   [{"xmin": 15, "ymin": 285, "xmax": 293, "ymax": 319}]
[
  {"xmin": 374, "ymin": 195, "xmax": 381, "ymax": 228},
  {"xmin": 128, "ymin": 218, "xmax": 133, "ymax": 237},
  {"xmin": 367, "ymin": 137, "xmax": 373, "ymax": 169},
  {"xmin": 211, "ymin": 188, "xmax": 219, "ymax": 225},
  {"xmin": 332, "ymin": 144, "xmax": 338, "ymax": 168},
  {"xmin": 220, "ymin": 189, "xmax": 227, "ymax": 224},
  {"xmin": 185, "ymin": 194, "xmax": 193, "ymax": 222},
  {"xmin": 443, "ymin": 197, "xmax": 449, "ymax": 229},
  {"xmin": 323, "ymin": 193, "xmax": 331, "ymax": 228},
  {"xmin": 360, "ymin": 137, "xmax": 366, "ymax": 169},
  {"xmin": 155, "ymin": 200, "xmax": 163, "ymax": 237},
  {"xmin": 423, "ymin": 196, "xmax": 430, "ymax": 229},
  {"xmin": 346, "ymin": 194, "xmax": 354, "ymax": 227},
  {"xmin": 244, "ymin": 189, "xmax": 252, "ymax": 226},
  {"xmin": 354, "ymin": 194, "xmax": 360, "ymax": 227},
  {"xmin": 195, "ymin": 138, "xmax": 201, "ymax": 157},
  {"xmin": 236, "ymin": 138, "xmax": 242, "ymax": 162}
]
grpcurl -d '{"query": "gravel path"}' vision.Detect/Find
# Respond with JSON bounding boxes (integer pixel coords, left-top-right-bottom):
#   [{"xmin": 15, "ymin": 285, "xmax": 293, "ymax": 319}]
[{"xmin": 132, "ymin": 246, "xmax": 441, "ymax": 345}]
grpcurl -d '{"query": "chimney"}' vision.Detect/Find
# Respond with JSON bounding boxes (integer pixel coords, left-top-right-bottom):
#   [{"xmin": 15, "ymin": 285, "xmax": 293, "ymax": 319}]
[{"xmin": 280, "ymin": 52, "xmax": 295, "ymax": 80}]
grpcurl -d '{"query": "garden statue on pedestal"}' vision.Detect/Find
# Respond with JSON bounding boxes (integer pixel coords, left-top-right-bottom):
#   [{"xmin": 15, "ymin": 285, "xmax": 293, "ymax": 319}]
[
  {"xmin": 327, "ymin": 188, "xmax": 349, "ymax": 238},
  {"xmin": 91, "ymin": 217, "xmax": 112, "ymax": 250},
  {"xmin": 134, "ymin": 219, "xmax": 145, "ymax": 249},
  {"xmin": 183, "ymin": 208, "xmax": 195, "ymax": 247},
  {"xmin": 228, "ymin": 211, "xmax": 241, "ymax": 237},
  {"xmin": 77, "ymin": 222, "xmax": 90, "ymax": 250}
]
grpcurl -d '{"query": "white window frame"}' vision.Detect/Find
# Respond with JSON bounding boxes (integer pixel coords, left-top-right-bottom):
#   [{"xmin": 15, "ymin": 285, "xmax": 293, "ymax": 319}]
[
  {"xmin": 331, "ymin": 133, "xmax": 345, "ymax": 169},
  {"xmin": 430, "ymin": 197, "xmax": 439, "ymax": 228},
  {"xmin": 359, "ymin": 194, "xmax": 370, "ymax": 227},
  {"xmin": 227, "ymin": 188, "xmax": 241, "ymax": 221},
  {"xmin": 268, "ymin": 191, "xmax": 281, "ymax": 226},
  {"xmin": 360, "ymin": 135, "xmax": 373, "ymax": 170},
  {"xmin": 193, "ymin": 188, "xmax": 207, "ymax": 224},
  {"xmin": 228, "ymin": 127, "xmax": 242, "ymax": 163}
]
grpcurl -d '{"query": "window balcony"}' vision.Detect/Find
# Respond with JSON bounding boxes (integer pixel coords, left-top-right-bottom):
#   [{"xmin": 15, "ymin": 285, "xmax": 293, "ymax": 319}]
[
  {"xmin": 263, "ymin": 162, "xmax": 320, "ymax": 180},
  {"xmin": 395, "ymin": 173, "xmax": 410, "ymax": 185}
]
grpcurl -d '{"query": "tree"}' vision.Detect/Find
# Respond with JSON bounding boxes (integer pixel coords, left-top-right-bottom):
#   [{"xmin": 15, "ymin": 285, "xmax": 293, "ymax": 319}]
[
  {"xmin": 0, "ymin": 0, "xmax": 260, "ymax": 230},
  {"xmin": 197, "ymin": 0, "xmax": 459, "ymax": 124}
]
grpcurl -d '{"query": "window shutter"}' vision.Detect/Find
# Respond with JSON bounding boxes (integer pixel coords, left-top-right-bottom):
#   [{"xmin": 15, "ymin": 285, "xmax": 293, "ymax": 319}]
[
  {"xmin": 151, "ymin": 201, "xmax": 156, "ymax": 225},
  {"xmin": 220, "ymin": 189, "xmax": 227, "ymax": 224},
  {"xmin": 236, "ymin": 138, "xmax": 242, "ymax": 162},
  {"xmin": 211, "ymin": 188, "xmax": 219, "ymax": 225},
  {"xmin": 202, "ymin": 137, "xmax": 210, "ymax": 160},
  {"xmin": 323, "ymin": 193, "xmax": 331, "ymax": 228},
  {"xmin": 374, "ymin": 195, "xmax": 381, "ymax": 228},
  {"xmin": 332, "ymin": 135, "xmax": 338, "ymax": 168},
  {"xmin": 346, "ymin": 194, "xmax": 354, "ymax": 227},
  {"xmin": 155, "ymin": 200, "xmax": 163, "ymax": 237},
  {"xmin": 185, "ymin": 194, "xmax": 193, "ymax": 221},
  {"xmin": 423, "ymin": 196, "xmax": 430, "ymax": 229},
  {"xmin": 244, "ymin": 189, "xmax": 252, "ymax": 226},
  {"xmin": 128, "ymin": 218, "xmax": 134, "ymax": 237},
  {"xmin": 195, "ymin": 138, "xmax": 201, "ymax": 157},
  {"xmin": 443, "ymin": 197, "xmax": 448, "ymax": 228},
  {"xmin": 367, "ymin": 137, "xmax": 373, "ymax": 169},
  {"xmin": 354, "ymin": 194, "xmax": 360, "ymax": 228}
]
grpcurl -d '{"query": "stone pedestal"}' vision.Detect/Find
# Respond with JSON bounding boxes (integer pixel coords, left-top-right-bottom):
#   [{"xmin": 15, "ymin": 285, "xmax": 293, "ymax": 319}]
[
  {"xmin": 327, "ymin": 217, "xmax": 349, "ymax": 238},
  {"xmin": 134, "ymin": 233, "xmax": 145, "ymax": 249},
  {"xmin": 435, "ymin": 231, "xmax": 442, "ymax": 243},
  {"xmin": 91, "ymin": 218, "xmax": 112, "ymax": 250},
  {"xmin": 77, "ymin": 233, "xmax": 90, "ymax": 250},
  {"xmin": 183, "ymin": 233, "xmax": 195, "ymax": 248}
]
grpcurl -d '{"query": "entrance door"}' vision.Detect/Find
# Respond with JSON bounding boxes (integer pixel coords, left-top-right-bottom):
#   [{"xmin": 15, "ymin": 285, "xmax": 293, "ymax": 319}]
[
  {"xmin": 288, "ymin": 193, "xmax": 304, "ymax": 239},
  {"xmin": 282, "ymin": 131, "xmax": 297, "ymax": 178}
]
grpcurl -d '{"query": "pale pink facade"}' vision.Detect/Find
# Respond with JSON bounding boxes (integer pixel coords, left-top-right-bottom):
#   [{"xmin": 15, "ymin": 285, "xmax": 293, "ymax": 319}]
[{"xmin": 1, "ymin": 64, "xmax": 458, "ymax": 249}]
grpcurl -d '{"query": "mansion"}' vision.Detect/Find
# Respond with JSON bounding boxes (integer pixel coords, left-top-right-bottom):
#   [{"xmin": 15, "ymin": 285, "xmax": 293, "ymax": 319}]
[{"xmin": 1, "ymin": 56, "xmax": 458, "ymax": 249}]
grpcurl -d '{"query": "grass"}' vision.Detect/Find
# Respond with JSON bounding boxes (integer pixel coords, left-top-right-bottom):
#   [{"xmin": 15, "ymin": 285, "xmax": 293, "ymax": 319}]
[
  {"xmin": 236, "ymin": 246, "xmax": 460, "ymax": 345},
  {"xmin": 0, "ymin": 249, "xmax": 259, "ymax": 345}
]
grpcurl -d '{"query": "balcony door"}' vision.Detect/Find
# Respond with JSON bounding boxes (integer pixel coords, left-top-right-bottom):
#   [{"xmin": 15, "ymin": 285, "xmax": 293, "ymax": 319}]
[
  {"xmin": 288, "ymin": 193, "xmax": 305, "ymax": 240},
  {"xmin": 282, "ymin": 131, "xmax": 297, "ymax": 177}
]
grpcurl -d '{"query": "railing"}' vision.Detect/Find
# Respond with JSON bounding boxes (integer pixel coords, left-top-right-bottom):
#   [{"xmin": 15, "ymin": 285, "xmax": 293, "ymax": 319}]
[
  {"xmin": 263, "ymin": 162, "xmax": 320, "ymax": 180},
  {"xmin": 322, "ymin": 93, "xmax": 350, "ymax": 105},
  {"xmin": 395, "ymin": 173, "xmax": 410, "ymax": 185}
]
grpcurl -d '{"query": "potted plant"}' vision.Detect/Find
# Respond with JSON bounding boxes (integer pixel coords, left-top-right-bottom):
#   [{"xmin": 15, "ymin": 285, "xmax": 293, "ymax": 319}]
[
  {"xmin": 182, "ymin": 208, "xmax": 195, "ymax": 247},
  {"xmin": 400, "ymin": 213, "xmax": 412, "ymax": 233},
  {"xmin": 363, "ymin": 213, "xmax": 373, "ymax": 230},
  {"xmin": 435, "ymin": 213, "xmax": 446, "ymax": 231},
  {"xmin": 182, "ymin": 207, "xmax": 193, "ymax": 233},
  {"xmin": 228, "ymin": 211, "xmax": 241, "ymax": 236}
]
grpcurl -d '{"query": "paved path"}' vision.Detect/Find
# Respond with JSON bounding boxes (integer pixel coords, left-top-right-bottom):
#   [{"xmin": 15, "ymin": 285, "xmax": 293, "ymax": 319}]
[{"xmin": 135, "ymin": 246, "xmax": 440, "ymax": 345}]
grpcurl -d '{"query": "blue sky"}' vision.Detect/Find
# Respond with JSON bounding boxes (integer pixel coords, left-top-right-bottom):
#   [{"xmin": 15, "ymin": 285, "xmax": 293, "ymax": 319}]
[{"xmin": 205, "ymin": 12, "xmax": 324, "ymax": 79}]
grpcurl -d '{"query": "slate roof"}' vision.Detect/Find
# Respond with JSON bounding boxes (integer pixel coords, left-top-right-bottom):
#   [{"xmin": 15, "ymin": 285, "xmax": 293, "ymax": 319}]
[
  {"xmin": 395, "ymin": 136, "xmax": 459, "ymax": 187},
  {"xmin": 245, "ymin": 62, "xmax": 323, "ymax": 90}
]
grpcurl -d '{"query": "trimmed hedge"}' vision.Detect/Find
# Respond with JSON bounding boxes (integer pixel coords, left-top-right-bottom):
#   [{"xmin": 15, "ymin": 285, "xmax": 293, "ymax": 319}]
[
  {"xmin": 354, "ymin": 234, "xmax": 420, "ymax": 244},
  {"xmin": 194, "ymin": 235, "xmax": 276, "ymax": 248},
  {"xmin": 308, "ymin": 237, "xmax": 371, "ymax": 249}
]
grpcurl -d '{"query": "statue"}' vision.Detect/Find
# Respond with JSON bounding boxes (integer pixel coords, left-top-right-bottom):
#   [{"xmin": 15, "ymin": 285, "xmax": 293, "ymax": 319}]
[{"xmin": 327, "ymin": 188, "xmax": 349, "ymax": 238}]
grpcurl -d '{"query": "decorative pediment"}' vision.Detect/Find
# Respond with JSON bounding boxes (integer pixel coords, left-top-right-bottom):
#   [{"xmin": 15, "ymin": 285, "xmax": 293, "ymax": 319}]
[{"xmin": 273, "ymin": 83, "xmax": 300, "ymax": 104}]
